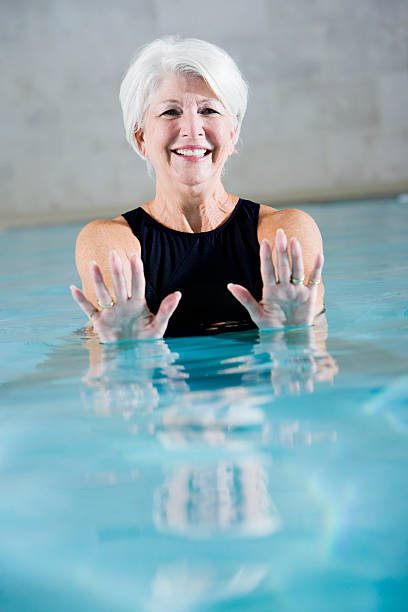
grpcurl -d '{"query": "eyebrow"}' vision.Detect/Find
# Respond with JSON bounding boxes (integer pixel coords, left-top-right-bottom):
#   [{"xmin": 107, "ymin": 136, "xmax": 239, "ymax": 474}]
[
  {"xmin": 156, "ymin": 98, "xmax": 222, "ymax": 106},
  {"xmin": 156, "ymin": 99, "xmax": 180, "ymax": 105}
]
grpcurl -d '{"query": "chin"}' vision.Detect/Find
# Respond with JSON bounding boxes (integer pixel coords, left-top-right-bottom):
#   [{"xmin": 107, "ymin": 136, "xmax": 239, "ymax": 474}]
[{"xmin": 172, "ymin": 169, "xmax": 216, "ymax": 188}]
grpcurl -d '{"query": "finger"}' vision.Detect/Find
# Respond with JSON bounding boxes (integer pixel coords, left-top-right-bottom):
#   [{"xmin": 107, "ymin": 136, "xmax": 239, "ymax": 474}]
[
  {"xmin": 89, "ymin": 260, "xmax": 113, "ymax": 307},
  {"xmin": 290, "ymin": 237, "xmax": 305, "ymax": 284},
  {"xmin": 275, "ymin": 229, "xmax": 291, "ymax": 284},
  {"xmin": 130, "ymin": 253, "xmax": 146, "ymax": 301},
  {"xmin": 307, "ymin": 252, "xmax": 324, "ymax": 288},
  {"xmin": 70, "ymin": 285, "xmax": 98, "ymax": 319},
  {"xmin": 289, "ymin": 380, "xmax": 301, "ymax": 395},
  {"xmin": 227, "ymin": 283, "xmax": 264, "ymax": 323},
  {"xmin": 108, "ymin": 250, "xmax": 128, "ymax": 304},
  {"xmin": 305, "ymin": 378, "xmax": 315, "ymax": 393},
  {"xmin": 260, "ymin": 239, "xmax": 277, "ymax": 286},
  {"xmin": 152, "ymin": 291, "xmax": 182, "ymax": 336}
]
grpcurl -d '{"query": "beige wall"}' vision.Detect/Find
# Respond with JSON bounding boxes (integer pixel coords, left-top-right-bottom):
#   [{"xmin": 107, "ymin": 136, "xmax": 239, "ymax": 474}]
[{"xmin": 1, "ymin": 0, "xmax": 408, "ymax": 227}]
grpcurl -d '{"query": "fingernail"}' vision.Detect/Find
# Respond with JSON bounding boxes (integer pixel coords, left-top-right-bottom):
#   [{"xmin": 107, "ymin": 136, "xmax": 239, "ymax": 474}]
[
  {"xmin": 262, "ymin": 238, "xmax": 269, "ymax": 244},
  {"xmin": 89, "ymin": 260, "xmax": 97, "ymax": 266},
  {"xmin": 277, "ymin": 228, "xmax": 284, "ymax": 234},
  {"xmin": 174, "ymin": 291, "xmax": 182, "ymax": 299},
  {"xmin": 69, "ymin": 285, "xmax": 76, "ymax": 291},
  {"xmin": 227, "ymin": 283, "xmax": 235, "ymax": 290}
]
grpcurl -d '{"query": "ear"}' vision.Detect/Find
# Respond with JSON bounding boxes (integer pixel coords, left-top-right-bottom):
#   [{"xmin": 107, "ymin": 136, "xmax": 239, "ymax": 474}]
[
  {"xmin": 134, "ymin": 126, "xmax": 147, "ymax": 158},
  {"xmin": 229, "ymin": 124, "xmax": 238, "ymax": 155}
]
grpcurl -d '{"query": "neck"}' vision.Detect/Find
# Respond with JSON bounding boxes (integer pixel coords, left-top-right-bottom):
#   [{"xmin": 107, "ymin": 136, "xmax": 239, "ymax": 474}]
[{"xmin": 143, "ymin": 180, "xmax": 238, "ymax": 233}]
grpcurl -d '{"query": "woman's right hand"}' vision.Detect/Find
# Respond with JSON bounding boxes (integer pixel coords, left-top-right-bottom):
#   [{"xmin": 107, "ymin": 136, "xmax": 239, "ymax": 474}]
[{"xmin": 70, "ymin": 250, "xmax": 181, "ymax": 342}]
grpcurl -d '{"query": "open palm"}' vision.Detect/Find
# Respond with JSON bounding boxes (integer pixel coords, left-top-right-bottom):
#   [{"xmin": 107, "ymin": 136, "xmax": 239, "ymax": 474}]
[
  {"xmin": 71, "ymin": 251, "xmax": 181, "ymax": 342},
  {"xmin": 228, "ymin": 228, "xmax": 324, "ymax": 329}
]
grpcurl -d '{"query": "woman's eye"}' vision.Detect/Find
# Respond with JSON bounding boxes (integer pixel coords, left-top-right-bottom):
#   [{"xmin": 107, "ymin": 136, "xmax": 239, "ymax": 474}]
[
  {"xmin": 201, "ymin": 108, "xmax": 218, "ymax": 115},
  {"xmin": 162, "ymin": 109, "xmax": 180, "ymax": 116}
]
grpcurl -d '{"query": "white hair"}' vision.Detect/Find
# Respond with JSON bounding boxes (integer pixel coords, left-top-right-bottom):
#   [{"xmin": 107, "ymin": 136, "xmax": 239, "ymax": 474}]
[{"xmin": 119, "ymin": 36, "xmax": 248, "ymax": 160}]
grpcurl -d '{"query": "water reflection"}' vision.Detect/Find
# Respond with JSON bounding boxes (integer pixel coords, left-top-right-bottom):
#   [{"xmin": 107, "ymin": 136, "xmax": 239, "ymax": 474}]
[
  {"xmin": 80, "ymin": 319, "xmax": 338, "ymax": 545},
  {"xmin": 82, "ymin": 315, "xmax": 338, "ymax": 413},
  {"xmin": 146, "ymin": 561, "xmax": 270, "ymax": 612},
  {"xmin": 154, "ymin": 458, "xmax": 280, "ymax": 537},
  {"xmin": 9, "ymin": 319, "xmax": 402, "ymax": 612}
]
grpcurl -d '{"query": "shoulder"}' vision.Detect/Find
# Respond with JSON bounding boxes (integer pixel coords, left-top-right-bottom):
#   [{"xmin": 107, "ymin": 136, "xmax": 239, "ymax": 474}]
[
  {"xmin": 76, "ymin": 216, "xmax": 140, "ymax": 258},
  {"xmin": 76, "ymin": 216, "xmax": 131, "ymax": 242},
  {"xmin": 258, "ymin": 205, "xmax": 323, "ymax": 249}
]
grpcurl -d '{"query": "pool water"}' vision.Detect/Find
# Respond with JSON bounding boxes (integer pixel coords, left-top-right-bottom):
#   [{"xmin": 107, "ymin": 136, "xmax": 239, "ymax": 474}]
[{"xmin": 1, "ymin": 198, "xmax": 407, "ymax": 611}]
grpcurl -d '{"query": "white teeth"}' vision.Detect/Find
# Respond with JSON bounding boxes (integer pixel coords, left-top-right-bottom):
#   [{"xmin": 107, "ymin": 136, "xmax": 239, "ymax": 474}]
[{"xmin": 174, "ymin": 148, "xmax": 208, "ymax": 157}]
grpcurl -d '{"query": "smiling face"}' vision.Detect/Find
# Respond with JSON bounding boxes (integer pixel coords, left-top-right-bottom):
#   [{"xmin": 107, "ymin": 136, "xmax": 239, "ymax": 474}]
[{"xmin": 135, "ymin": 73, "xmax": 237, "ymax": 191}]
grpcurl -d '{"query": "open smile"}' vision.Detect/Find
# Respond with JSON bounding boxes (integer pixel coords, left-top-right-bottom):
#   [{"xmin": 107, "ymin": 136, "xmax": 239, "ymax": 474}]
[{"xmin": 171, "ymin": 147, "xmax": 213, "ymax": 159}]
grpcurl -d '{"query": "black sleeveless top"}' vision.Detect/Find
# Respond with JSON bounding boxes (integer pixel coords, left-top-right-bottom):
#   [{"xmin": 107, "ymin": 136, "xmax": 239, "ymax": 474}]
[{"xmin": 122, "ymin": 198, "xmax": 263, "ymax": 337}]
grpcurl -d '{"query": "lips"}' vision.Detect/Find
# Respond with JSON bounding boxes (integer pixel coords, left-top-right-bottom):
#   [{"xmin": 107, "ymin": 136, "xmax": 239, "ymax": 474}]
[{"xmin": 171, "ymin": 147, "xmax": 212, "ymax": 158}]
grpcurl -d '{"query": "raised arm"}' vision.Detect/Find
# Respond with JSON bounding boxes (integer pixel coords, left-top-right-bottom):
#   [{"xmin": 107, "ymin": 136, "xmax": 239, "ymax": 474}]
[
  {"xmin": 75, "ymin": 217, "xmax": 139, "ymax": 306},
  {"xmin": 71, "ymin": 217, "xmax": 181, "ymax": 341},
  {"xmin": 258, "ymin": 207, "xmax": 325, "ymax": 315},
  {"xmin": 228, "ymin": 206, "xmax": 325, "ymax": 330}
]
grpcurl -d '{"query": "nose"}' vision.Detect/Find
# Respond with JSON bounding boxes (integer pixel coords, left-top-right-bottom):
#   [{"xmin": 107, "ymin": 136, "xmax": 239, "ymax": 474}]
[{"xmin": 180, "ymin": 109, "xmax": 204, "ymax": 138}]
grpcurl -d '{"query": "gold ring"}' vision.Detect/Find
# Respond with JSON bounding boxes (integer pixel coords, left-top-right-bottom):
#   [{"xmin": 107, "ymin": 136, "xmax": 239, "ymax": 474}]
[{"xmin": 97, "ymin": 298, "xmax": 114, "ymax": 309}]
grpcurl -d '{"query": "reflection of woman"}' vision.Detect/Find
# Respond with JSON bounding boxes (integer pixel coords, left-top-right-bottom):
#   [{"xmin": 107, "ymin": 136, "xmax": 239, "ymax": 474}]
[
  {"xmin": 71, "ymin": 37, "xmax": 324, "ymax": 341},
  {"xmin": 82, "ymin": 322, "xmax": 338, "ymax": 414}
]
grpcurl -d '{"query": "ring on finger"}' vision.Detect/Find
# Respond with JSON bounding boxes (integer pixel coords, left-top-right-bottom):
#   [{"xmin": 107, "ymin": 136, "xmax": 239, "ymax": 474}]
[
  {"xmin": 291, "ymin": 276, "xmax": 305, "ymax": 285},
  {"xmin": 97, "ymin": 298, "xmax": 114, "ymax": 309},
  {"xmin": 307, "ymin": 279, "xmax": 321, "ymax": 286}
]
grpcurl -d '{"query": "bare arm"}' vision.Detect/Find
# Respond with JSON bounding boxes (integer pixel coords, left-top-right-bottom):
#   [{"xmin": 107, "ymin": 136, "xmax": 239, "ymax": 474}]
[
  {"xmin": 257, "ymin": 207, "xmax": 325, "ymax": 314},
  {"xmin": 71, "ymin": 217, "xmax": 181, "ymax": 341},
  {"xmin": 75, "ymin": 217, "xmax": 140, "ymax": 307},
  {"xmin": 227, "ymin": 206, "xmax": 325, "ymax": 330}
]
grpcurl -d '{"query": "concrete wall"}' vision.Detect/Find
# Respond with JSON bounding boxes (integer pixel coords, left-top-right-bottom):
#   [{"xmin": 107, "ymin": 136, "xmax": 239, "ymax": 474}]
[{"xmin": 1, "ymin": 0, "xmax": 408, "ymax": 227}]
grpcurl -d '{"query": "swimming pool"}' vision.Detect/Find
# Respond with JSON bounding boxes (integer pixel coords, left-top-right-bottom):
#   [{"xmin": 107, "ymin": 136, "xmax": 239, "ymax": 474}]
[{"xmin": 1, "ymin": 197, "xmax": 407, "ymax": 611}]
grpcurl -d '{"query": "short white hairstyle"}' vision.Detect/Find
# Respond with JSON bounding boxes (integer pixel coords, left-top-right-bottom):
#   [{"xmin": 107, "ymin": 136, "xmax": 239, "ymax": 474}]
[{"xmin": 119, "ymin": 36, "xmax": 248, "ymax": 159}]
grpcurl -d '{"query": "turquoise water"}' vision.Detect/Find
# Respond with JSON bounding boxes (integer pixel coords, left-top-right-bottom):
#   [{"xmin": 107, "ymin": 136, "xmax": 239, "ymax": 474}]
[{"xmin": 1, "ymin": 198, "xmax": 407, "ymax": 611}]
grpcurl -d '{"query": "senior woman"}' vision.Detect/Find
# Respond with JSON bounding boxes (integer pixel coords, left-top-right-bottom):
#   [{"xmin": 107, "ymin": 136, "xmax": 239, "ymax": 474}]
[{"xmin": 71, "ymin": 37, "xmax": 324, "ymax": 341}]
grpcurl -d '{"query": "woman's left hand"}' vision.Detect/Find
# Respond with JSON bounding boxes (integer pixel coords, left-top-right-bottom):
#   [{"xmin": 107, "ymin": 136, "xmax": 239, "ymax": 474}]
[{"xmin": 228, "ymin": 228, "xmax": 324, "ymax": 330}]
